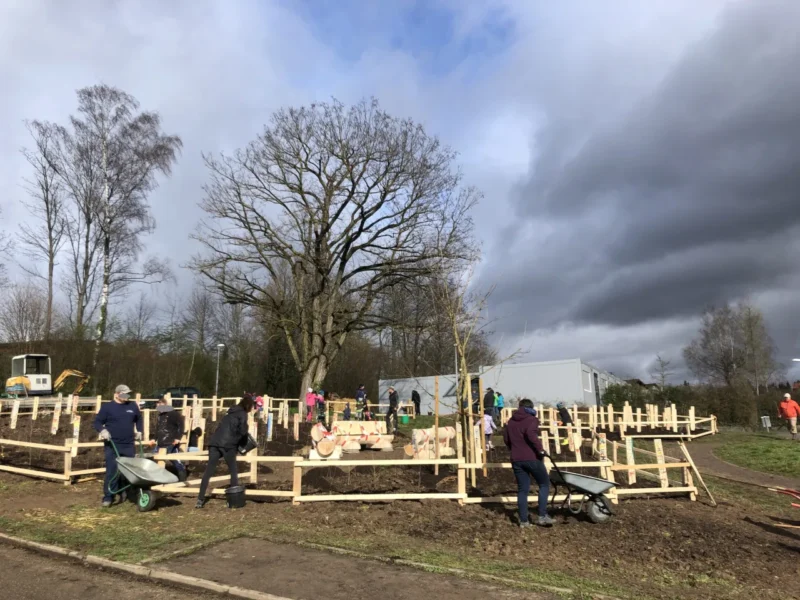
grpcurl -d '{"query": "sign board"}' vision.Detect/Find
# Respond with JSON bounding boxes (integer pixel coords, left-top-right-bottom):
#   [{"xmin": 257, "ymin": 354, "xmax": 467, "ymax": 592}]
[
  {"xmin": 760, "ymin": 415, "xmax": 772, "ymax": 431},
  {"xmin": 71, "ymin": 416, "xmax": 81, "ymax": 457}
]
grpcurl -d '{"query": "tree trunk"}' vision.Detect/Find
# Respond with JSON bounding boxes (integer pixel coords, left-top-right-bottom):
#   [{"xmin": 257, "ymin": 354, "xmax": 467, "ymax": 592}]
[
  {"xmin": 92, "ymin": 232, "xmax": 111, "ymax": 390},
  {"xmin": 45, "ymin": 250, "xmax": 54, "ymax": 341}
]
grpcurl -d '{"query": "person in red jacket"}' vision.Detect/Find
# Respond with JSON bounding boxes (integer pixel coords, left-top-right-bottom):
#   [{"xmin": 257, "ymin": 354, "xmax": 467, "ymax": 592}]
[
  {"xmin": 502, "ymin": 398, "xmax": 555, "ymax": 528},
  {"xmin": 778, "ymin": 393, "xmax": 800, "ymax": 440}
]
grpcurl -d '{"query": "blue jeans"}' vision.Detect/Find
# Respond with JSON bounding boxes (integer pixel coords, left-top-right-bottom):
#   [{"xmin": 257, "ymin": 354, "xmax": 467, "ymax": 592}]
[
  {"xmin": 511, "ymin": 460, "xmax": 550, "ymax": 522},
  {"xmin": 492, "ymin": 406, "xmax": 500, "ymax": 421},
  {"xmin": 159, "ymin": 445, "xmax": 186, "ymax": 473},
  {"xmin": 103, "ymin": 442, "xmax": 134, "ymax": 502}
]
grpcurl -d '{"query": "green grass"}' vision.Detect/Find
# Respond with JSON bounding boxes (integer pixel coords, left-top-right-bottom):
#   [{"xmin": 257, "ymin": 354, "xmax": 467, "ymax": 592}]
[{"xmin": 714, "ymin": 436, "xmax": 800, "ymax": 479}]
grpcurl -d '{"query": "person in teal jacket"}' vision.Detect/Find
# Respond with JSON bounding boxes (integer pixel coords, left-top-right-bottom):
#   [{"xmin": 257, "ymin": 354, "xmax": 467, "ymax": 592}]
[{"xmin": 493, "ymin": 391, "xmax": 505, "ymax": 423}]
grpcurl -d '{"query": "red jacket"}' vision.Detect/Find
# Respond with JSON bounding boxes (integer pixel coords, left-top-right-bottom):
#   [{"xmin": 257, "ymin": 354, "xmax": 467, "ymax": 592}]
[
  {"xmin": 779, "ymin": 398, "xmax": 800, "ymax": 419},
  {"xmin": 502, "ymin": 408, "xmax": 545, "ymax": 462}
]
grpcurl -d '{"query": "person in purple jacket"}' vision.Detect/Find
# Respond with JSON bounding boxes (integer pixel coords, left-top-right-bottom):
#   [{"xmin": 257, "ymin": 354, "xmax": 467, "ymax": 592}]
[{"xmin": 502, "ymin": 398, "xmax": 555, "ymax": 528}]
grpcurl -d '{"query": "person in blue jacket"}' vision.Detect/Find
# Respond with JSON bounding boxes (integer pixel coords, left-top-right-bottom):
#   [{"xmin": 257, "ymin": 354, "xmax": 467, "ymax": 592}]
[{"xmin": 93, "ymin": 384, "xmax": 143, "ymax": 508}]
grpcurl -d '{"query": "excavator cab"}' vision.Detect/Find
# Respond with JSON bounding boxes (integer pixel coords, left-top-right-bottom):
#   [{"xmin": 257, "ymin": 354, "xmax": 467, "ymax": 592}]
[{"xmin": 5, "ymin": 354, "xmax": 52, "ymax": 396}]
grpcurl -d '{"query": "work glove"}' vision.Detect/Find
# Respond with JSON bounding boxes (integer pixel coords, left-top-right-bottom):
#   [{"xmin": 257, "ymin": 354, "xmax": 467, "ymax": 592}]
[
  {"xmin": 99, "ymin": 429, "xmax": 111, "ymax": 441},
  {"xmin": 134, "ymin": 431, "xmax": 143, "ymax": 441}
]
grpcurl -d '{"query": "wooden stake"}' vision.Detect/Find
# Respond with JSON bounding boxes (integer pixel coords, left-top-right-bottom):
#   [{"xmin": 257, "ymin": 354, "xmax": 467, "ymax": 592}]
[
  {"xmin": 248, "ymin": 412, "xmax": 258, "ymax": 484},
  {"xmin": 71, "ymin": 416, "xmax": 81, "ymax": 458},
  {"xmin": 541, "ymin": 431, "xmax": 550, "ymax": 456},
  {"xmin": 636, "ymin": 407, "xmax": 642, "ymax": 433},
  {"xmin": 567, "ymin": 424, "xmax": 575, "ymax": 452},
  {"xmin": 625, "ymin": 436, "xmax": 636, "ymax": 485},
  {"xmin": 671, "ymin": 403, "xmax": 678, "ymax": 433},
  {"xmin": 597, "ymin": 432, "xmax": 607, "ymax": 460},
  {"xmin": 654, "ymin": 439, "xmax": 668, "ymax": 488},
  {"xmin": 607, "ymin": 404, "xmax": 614, "ymax": 430},
  {"xmin": 434, "ymin": 376, "xmax": 440, "ymax": 476},
  {"xmin": 293, "ymin": 413, "xmax": 300, "ymax": 441},
  {"xmin": 165, "ymin": 392, "xmax": 172, "ymax": 407},
  {"xmin": 63, "ymin": 440, "xmax": 72, "ymax": 486},
  {"xmin": 678, "ymin": 440, "xmax": 715, "ymax": 506},
  {"xmin": 143, "ymin": 409, "xmax": 150, "ymax": 442},
  {"xmin": 211, "ymin": 395, "xmax": 218, "ymax": 421},
  {"xmin": 572, "ymin": 432, "xmax": 582, "ymax": 463},
  {"xmin": 197, "ymin": 418, "xmax": 206, "ymax": 450},
  {"xmin": 32, "ymin": 397, "xmax": 39, "ymax": 420},
  {"xmin": 455, "ymin": 422, "xmax": 463, "ymax": 460},
  {"xmin": 267, "ymin": 412, "xmax": 274, "ymax": 442},
  {"xmin": 10, "ymin": 400, "xmax": 20, "ymax": 429},
  {"xmin": 51, "ymin": 397, "xmax": 62, "ymax": 435},
  {"xmin": 292, "ymin": 465, "xmax": 302, "ymax": 505},
  {"xmin": 689, "ymin": 406, "xmax": 696, "ymax": 431},
  {"xmin": 95, "ymin": 395, "xmax": 102, "ymax": 413}
]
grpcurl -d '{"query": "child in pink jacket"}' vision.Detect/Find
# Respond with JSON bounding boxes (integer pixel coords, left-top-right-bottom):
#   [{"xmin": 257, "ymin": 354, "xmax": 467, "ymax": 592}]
[{"xmin": 305, "ymin": 388, "xmax": 316, "ymax": 423}]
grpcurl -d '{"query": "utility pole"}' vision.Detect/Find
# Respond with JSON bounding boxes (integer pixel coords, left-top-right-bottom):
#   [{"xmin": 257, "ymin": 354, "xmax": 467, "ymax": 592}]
[{"xmin": 215, "ymin": 343, "xmax": 225, "ymax": 397}]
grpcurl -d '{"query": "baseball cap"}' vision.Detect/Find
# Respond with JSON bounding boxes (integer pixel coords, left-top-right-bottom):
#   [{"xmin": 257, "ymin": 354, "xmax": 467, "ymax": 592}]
[
  {"xmin": 115, "ymin": 384, "xmax": 131, "ymax": 399},
  {"xmin": 785, "ymin": 393, "xmax": 791, "ymax": 398}
]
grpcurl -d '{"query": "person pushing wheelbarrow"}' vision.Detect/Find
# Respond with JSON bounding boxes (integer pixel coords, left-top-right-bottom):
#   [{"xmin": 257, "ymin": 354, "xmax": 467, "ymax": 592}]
[{"xmin": 94, "ymin": 384, "xmax": 143, "ymax": 508}]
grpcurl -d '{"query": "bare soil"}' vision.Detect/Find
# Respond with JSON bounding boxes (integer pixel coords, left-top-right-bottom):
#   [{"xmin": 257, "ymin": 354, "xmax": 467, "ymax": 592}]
[{"xmin": 164, "ymin": 537, "xmax": 558, "ymax": 600}]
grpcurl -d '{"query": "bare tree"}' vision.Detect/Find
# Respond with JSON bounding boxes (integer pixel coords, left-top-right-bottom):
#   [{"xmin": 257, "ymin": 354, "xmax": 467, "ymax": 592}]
[
  {"xmin": 19, "ymin": 121, "xmax": 67, "ymax": 340},
  {"xmin": 120, "ymin": 293, "xmax": 157, "ymax": 343},
  {"xmin": 0, "ymin": 284, "xmax": 48, "ymax": 344},
  {"xmin": 0, "ymin": 207, "xmax": 12, "ymax": 281},
  {"xmin": 193, "ymin": 98, "xmax": 478, "ymax": 410},
  {"xmin": 684, "ymin": 305, "xmax": 743, "ymax": 387},
  {"xmin": 37, "ymin": 85, "xmax": 181, "ymax": 379},
  {"xmin": 684, "ymin": 302, "xmax": 779, "ymax": 393},
  {"xmin": 649, "ymin": 354, "xmax": 673, "ymax": 389},
  {"xmin": 182, "ymin": 285, "xmax": 217, "ymax": 354},
  {"xmin": 738, "ymin": 301, "xmax": 779, "ymax": 395}
]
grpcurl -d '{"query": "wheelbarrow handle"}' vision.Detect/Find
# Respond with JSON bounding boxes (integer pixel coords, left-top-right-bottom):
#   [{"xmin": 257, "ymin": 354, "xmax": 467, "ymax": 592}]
[{"xmin": 107, "ymin": 438, "xmax": 147, "ymax": 458}]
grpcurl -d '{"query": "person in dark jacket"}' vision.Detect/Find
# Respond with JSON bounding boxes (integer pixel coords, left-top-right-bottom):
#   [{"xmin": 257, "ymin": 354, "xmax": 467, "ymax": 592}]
[
  {"xmin": 93, "ymin": 384, "xmax": 143, "ymax": 507},
  {"xmin": 386, "ymin": 386, "xmax": 399, "ymax": 434},
  {"xmin": 556, "ymin": 401, "xmax": 574, "ymax": 447},
  {"xmin": 502, "ymin": 399, "xmax": 555, "ymax": 528},
  {"xmin": 196, "ymin": 396, "xmax": 254, "ymax": 508},
  {"xmin": 148, "ymin": 398, "xmax": 186, "ymax": 481},
  {"xmin": 411, "ymin": 389, "xmax": 421, "ymax": 417},
  {"xmin": 479, "ymin": 387, "xmax": 494, "ymax": 416}
]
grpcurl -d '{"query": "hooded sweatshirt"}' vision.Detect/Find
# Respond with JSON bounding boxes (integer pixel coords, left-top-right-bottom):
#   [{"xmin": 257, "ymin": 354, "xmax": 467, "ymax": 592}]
[
  {"xmin": 154, "ymin": 404, "xmax": 184, "ymax": 447},
  {"xmin": 208, "ymin": 405, "xmax": 249, "ymax": 449},
  {"xmin": 502, "ymin": 408, "xmax": 544, "ymax": 462}
]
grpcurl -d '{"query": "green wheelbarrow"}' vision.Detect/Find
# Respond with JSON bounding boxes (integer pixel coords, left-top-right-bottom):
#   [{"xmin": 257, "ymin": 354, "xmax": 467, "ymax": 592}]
[{"xmin": 108, "ymin": 440, "xmax": 180, "ymax": 512}]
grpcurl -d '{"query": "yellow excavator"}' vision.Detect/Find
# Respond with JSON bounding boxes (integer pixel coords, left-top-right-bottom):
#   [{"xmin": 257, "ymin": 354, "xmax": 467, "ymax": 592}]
[{"xmin": 4, "ymin": 354, "xmax": 90, "ymax": 397}]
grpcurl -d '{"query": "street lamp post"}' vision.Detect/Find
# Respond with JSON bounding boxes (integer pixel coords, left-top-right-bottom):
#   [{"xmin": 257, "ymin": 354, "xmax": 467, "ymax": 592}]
[{"xmin": 215, "ymin": 343, "xmax": 225, "ymax": 397}]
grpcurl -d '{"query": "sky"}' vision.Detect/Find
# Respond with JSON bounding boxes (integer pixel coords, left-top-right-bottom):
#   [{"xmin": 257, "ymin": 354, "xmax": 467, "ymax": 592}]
[{"xmin": 1, "ymin": 0, "xmax": 799, "ymax": 382}]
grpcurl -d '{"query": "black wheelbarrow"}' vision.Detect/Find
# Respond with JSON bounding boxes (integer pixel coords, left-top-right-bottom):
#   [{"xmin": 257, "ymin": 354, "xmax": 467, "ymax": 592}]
[
  {"xmin": 548, "ymin": 457, "xmax": 615, "ymax": 524},
  {"xmin": 108, "ymin": 440, "xmax": 179, "ymax": 512}
]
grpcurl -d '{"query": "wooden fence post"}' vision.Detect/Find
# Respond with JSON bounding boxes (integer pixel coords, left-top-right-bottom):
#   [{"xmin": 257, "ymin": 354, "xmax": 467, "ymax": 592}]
[
  {"xmin": 293, "ymin": 413, "xmax": 300, "ymax": 441},
  {"xmin": 51, "ymin": 398, "xmax": 62, "ymax": 435},
  {"xmin": 654, "ymin": 439, "xmax": 668, "ymax": 488},
  {"xmin": 625, "ymin": 436, "xmax": 636, "ymax": 485},
  {"xmin": 95, "ymin": 395, "xmax": 102, "ymax": 413},
  {"xmin": 211, "ymin": 395, "xmax": 218, "ymax": 422},
  {"xmin": 292, "ymin": 464, "xmax": 302, "ymax": 505},
  {"xmin": 434, "ymin": 376, "xmax": 440, "ymax": 476},
  {"xmin": 32, "ymin": 397, "xmax": 39, "ymax": 421},
  {"xmin": 10, "ymin": 400, "xmax": 20, "ymax": 429}
]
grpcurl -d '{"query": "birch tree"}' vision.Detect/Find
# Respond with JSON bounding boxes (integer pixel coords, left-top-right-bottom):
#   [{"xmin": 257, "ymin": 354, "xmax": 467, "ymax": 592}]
[
  {"xmin": 19, "ymin": 121, "xmax": 66, "ymax": 341},
  {"xmin": 193, "ymin": 98, "xmax": 478, "ymax": 411},
  {"xmin": 38, "ymin": 85, "xmax": 181, "ymax": 376}
]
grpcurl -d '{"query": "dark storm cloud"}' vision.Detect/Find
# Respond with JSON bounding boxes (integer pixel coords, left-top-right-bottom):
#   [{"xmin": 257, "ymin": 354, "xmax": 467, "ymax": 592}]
[{"xmin": 486, "ymin": 0, "xmax": 800, "ymax": 334}]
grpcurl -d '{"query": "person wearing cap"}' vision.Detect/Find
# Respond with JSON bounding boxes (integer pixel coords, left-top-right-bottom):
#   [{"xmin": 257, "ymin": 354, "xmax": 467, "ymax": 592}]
[
  {"xmin": 778, "ymin": 393, "xmax": 800, "ymax": 440},
  {"xmin": 93, "ymin": 384, "xmax": 143, "ymax": 507}
]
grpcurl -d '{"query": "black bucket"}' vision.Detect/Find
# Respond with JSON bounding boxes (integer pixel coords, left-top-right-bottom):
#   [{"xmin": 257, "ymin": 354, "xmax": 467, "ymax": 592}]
[{"xmin": 225, "ymin": 485, "xmax": 246, "ymax": 509}]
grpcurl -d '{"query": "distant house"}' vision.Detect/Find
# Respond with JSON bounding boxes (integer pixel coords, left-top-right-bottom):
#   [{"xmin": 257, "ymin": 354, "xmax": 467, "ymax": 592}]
[{"xmin": 379, "ymin": 358, "xmax": 625, "ymax": 416}]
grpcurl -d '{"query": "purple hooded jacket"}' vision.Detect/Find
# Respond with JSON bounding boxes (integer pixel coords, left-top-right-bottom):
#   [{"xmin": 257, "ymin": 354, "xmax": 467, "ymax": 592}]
[{"xmin": 502, "ymin": 408, "xmax": 545, "ymax": 462}]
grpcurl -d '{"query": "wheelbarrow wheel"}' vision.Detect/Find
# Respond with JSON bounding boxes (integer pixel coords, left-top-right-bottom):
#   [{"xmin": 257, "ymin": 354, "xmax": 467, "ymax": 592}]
[
  {"xmin": 136, "ymin": 488, "xmax": 158, "ymax": 512},
  {"xmin": 587, "ymin": 495, "xmax": 613, "ymax": 524}
]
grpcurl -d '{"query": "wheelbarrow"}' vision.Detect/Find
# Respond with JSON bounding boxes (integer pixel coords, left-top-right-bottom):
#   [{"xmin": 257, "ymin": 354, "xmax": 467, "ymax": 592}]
[
  {"xmin": 108, "ymin": 440, "xmax": 179, "ymax": 512},
  {"xmin": 548, "ymin": 456, "xmax": 615, "ymax": 524}
]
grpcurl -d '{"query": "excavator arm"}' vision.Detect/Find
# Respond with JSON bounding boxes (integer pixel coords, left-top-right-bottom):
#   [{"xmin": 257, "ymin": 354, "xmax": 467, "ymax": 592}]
[{"xmin": 53, "ymin": 369, "xmax": 90, "ymax": 394}]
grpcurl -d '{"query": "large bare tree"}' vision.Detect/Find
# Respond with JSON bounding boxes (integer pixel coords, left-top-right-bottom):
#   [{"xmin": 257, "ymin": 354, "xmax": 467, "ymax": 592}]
[
  {"xmin": 19, "ymin": 121, "xmax": 67, "ymax": 341},
  {"xmin": 193, "ymin": 98, "xmax": 478, "ymax": 408},
  {"xmin": 36, "ymin": 85, "xmax": 181, "ymax": 378},
  {"xmin": 0, "ymin": 283, "xmax": 48, "ymax": 344}
]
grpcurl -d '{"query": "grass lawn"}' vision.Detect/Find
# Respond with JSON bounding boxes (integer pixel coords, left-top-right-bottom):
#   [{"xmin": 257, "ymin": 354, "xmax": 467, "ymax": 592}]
[{"xmin": 714, "ymin": 435, "xmax": 800, "ymax": 479}]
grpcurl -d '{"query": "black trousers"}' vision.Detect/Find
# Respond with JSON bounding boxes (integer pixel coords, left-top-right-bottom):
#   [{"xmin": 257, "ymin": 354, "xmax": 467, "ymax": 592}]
[
  {"xmin": 198, "ymin": 446, "xmax": 239, "ymax": 499},
  {"xmin": 386, "ymin": 408, "xmax": 398, "ymax": 432}
]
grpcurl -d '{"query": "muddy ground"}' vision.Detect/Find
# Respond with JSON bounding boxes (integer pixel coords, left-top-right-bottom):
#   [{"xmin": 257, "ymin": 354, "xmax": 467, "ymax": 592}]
[{"xmin": 1, "ymin": 418, "xmax": 797, "ymax": 599}]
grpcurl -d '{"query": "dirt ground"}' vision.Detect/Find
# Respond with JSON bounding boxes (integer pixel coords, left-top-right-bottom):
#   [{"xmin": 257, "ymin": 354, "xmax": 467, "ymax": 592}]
[
  {"xmin": 165, "ymin": 537, "xmax": 558, "ymax": 600},
  {"xmin": 1, "ymin": 544, "xmax": 226, "ymax": 600},
  {"xmin": 2, "ymin": 420, "xmax": 799, "ymax": 599}
]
